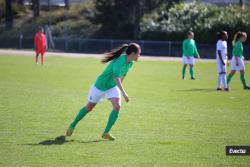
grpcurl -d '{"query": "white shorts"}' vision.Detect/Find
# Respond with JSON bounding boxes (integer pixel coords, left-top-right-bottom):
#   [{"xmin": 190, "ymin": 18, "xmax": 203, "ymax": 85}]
[
  {"xmin": 231, "ymin": 56, "xmax": 245, "ymax": 71},
  {"xmin": 87, "ymin": 85, "xmax": 121, "ymax": 103},
  {"xmin": 182, "ymin": 56, "xmax": 195, "ymax": 65},
  {"xmin": 216, "ymin": 59, "xmax": 227, "ymax": 74}
]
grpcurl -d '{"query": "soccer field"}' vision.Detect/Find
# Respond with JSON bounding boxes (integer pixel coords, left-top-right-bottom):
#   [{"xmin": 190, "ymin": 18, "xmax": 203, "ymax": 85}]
[{"xmin": 0, "ymin": 55, "xmax": 249, "ymax": 167}]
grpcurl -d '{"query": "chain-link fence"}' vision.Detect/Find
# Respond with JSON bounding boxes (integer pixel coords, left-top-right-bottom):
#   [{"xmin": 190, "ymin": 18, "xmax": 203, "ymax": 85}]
[{"xmin": 0, "ymin": 27, "xmax": 249, "ymax": 59}]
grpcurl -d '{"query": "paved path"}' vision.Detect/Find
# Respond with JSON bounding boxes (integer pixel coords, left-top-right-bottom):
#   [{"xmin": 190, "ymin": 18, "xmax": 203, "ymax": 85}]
[{"xmin": 0, "ymin": 49, "xmax": 222, "ymax": 63}]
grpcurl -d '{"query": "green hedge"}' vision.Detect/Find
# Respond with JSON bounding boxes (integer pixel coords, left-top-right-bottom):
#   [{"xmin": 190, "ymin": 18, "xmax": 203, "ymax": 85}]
[{"xmin": 140, "ymin": 2, "xmax": 250, "ymax": 43}]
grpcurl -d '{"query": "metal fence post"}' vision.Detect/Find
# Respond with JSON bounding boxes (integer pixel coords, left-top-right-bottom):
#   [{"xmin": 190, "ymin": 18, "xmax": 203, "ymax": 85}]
[
  {"xmin": 168, "ymin": 41, "xmax": 172, "ymax": 56},
  {"xmin": 84, "ymin": 39, "xmax": 87, "ymax": 53},
  {"xmin": 110, "ymin": 39, "xmax": 113, "ymax": 50},
  {"xmin": 78, "ymin": 38, "xmax": 81, "ymax": 52},
  {"xmin": 19, "ymin": 29, "xmax": 23, "ymax": 49},
  {"xmin": 141, "ymin": 40, "xmax": 144, "ymax": 55}
]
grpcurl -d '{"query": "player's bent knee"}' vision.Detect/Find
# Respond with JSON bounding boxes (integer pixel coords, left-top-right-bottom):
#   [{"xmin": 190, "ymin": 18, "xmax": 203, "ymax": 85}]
[
  {"xmin": 85, "ymin": 104, "xmax": 95, "ymax": 112},
  {"xmin": 240, "ymin": 70, "xmax": 245, "ymax": 74},
  {"xmin": 113, "ymin": 104, "xmax": 120, "ymax": 111}
]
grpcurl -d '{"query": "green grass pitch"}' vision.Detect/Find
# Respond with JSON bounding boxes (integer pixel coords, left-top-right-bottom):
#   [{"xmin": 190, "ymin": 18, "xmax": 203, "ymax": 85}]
[{"xmin": 0, "ymin": 55, "xmax": 250, "ymax": 167}]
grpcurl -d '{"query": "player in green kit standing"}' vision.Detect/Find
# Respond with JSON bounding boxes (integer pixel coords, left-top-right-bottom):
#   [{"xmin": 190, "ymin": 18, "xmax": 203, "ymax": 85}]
[
  {"xmin": 65, "ymin": 43, "xmax": 141, "ymax": 140},
  {"xmin": 182, "ymin": 31, "xmax": 200, "ymax": 80},
  {"xmin": 227, "ymin": 31, "xmax": 250, "ymax": 90}
]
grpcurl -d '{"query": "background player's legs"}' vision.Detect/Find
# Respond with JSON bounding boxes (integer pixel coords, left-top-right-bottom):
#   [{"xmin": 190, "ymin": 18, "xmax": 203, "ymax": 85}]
[
  {"xmin": 36, "ymin": 53, "xmax": 39, "ymax": 64},
  {"xmin": 217, "ymin": 73, "xmax": 222, "ymax": 90},
  {"xmin": 240, "ymin": 70, "xmax": 249, "ymax": 89},
  {"xmin": 41, "ymin": 53, "xmax": 44, "ymax": 65},
  {"xmin": 189, "ymin": 64, "xmax": 195, "ymax": 79},
  {"xmin": 227, "ymin": 70, "xmax": 236, "ymax": 84},
  {"xmin": 182, "ymin": 64, "xmax": 187, "ymax": 79},
  {"xmin": 221, "ymin": 72, "xmax": 228, "ymax": 90}
]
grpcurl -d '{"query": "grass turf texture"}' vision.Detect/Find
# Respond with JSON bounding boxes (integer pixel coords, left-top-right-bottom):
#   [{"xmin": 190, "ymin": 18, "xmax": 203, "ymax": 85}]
[{"xmin": 0, "ymin": 55, "xmax": 250, "ymax": 167}]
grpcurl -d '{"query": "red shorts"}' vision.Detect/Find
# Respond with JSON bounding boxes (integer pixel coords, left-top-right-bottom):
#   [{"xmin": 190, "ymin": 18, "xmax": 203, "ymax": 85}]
[{"xmin": 36, "ymin": 47, "xmax": 46, "ymax": 55}]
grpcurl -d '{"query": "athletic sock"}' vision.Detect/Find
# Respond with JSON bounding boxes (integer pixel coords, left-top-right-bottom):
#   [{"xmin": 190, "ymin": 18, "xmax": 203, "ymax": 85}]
[
  {"xmin": 240, "ymin": 73, "xmax": 247, "ymax": 88},
  {"xmin": 217, "ymin": 74, "xmax": 222, "ymax": 88},
  {"xmin": 70, "ymin": 107, "xmax": 88, "ymax": 129},
  {"xmin": 227, "ymin": 73, "xmax": 233, "ymax": 84},
  {"xmin": 182, "ymin": 66, "xmax": 186, "ymax": 78},
  {"xmin": 104, "ymin": 110, "xmax": 119, "ymax": 134},
  {"xmin": 222, "ymin": 73, "xmax": 228, "ymax": 89},
  {"xmin": 190, "ymin": 67, "xmax": 194, "ymax": 78}
]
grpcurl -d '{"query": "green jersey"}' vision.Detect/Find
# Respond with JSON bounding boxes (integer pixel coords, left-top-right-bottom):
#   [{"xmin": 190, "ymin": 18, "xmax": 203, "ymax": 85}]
[
  {"xmin": 182, "ymin": 39, "xmax": 199, "ymax": 57},
  {"xmin": 94, "ymin": 54, "xmax": 133, "ymax": 91},
  {"xmin": 232, "ymin": 41, "xmax": 243, "ymax": 58}
]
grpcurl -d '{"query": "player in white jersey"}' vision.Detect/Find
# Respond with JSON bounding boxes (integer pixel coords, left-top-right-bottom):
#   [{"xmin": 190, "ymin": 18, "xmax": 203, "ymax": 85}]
[{"xmin": 216, "ymin": 31, "xmax": 229, "ymax": 91}]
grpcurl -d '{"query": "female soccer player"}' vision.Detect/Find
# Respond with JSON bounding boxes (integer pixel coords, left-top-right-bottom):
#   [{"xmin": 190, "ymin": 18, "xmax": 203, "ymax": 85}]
[
  {"xmin": 227, "ymin": 31, "xmax": 250, "ymax": 90},
  {"xmin": 65, "ymin": 43, "xmax": 141, "ymax": 140},
  {"xmin": 182, "ymin": 31, "xmax": 200, "ymax": 80},
  {"xmin": 216, "ymin": 31, "xmax": 229, "ymax": 91},
  {"xmin": 34, "ymin": 26, "xmax": 47, "ymax": 65}
]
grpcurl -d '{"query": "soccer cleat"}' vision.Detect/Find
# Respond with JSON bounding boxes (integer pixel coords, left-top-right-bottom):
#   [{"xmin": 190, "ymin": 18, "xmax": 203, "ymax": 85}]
[
  {"xmin": 102, "ymin": 133, "xmax": 116, "ymax": 141},
  {"xmin": 182, "ymin": 76, "xmax": 186, "ymax": 80},
  {"xmin": 217, "ymin": 88, "xmax": 222, "ymax": 91},
  {"xmin": 224, "ymin": 88, "xmax": 229, "ymax": 91},
  {"xmin": 65, "ymin": 127, "xmax": 74, "ymax": 137},
  {"xmin": 191, "ymin": 77, "xmax": 195, "ymax": 80},
  {"xmin": 244, "ymin": 86, "xmax": 250, "ymax": 90}
]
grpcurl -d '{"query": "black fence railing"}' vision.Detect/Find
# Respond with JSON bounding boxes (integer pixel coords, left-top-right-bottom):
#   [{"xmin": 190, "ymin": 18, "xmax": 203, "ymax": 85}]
[{"xmin": 0, "ymin": 36, "xmax": 249, "ymax": 59}]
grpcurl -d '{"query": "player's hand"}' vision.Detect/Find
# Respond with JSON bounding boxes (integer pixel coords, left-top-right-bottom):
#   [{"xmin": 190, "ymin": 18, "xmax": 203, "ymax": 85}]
[{"xmin": 122, "ymin": 92, "xmax": 129, "ymax": 103}]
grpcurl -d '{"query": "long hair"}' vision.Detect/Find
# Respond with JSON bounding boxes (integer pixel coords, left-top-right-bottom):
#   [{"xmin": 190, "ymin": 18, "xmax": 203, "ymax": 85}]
[
  {"xmin": 232, "ymin": 31, "xmax": 247, "ymax": 46},
  {"xmin": 101, "ymin": 43, "xmax": 140, "ymax": 63}
]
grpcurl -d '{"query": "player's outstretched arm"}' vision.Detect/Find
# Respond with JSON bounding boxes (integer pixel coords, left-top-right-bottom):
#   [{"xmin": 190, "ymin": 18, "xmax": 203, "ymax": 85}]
[{"xmin": 115, "ymin": 77, "xmax": 129, "ymax": 102}]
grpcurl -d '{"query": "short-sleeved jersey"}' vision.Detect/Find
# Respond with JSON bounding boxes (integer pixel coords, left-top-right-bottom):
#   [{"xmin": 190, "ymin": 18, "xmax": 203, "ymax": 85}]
[
  {"xmin": 94, "ymin": 54, "xmax": 133, "ymax": 91},
  {"xmin": 232, "ymin": 41, "xmax": 243, "ymax": 58},
  {"xmin": 34, "ymin": 33, "xmax": 46, "ymax": 48},
  {"xmin": 182, "ymin": 39, "xmax": 199, "ymax": 57},
  {"xmin": 216, "ymin": 40, "xmax": 227, "ymax": 60}
]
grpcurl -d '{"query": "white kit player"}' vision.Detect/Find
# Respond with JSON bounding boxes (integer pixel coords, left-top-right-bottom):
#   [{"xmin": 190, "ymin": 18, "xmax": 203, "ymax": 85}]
[{"xmin": 216, "ymin": 31, "xmax": 229, "ymax": 91}]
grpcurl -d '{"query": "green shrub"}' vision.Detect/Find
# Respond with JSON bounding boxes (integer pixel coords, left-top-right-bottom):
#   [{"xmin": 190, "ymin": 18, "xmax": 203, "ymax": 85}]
[{"xmin": 141, "ymin": 2, "xmax": 250, "ymax": 43}]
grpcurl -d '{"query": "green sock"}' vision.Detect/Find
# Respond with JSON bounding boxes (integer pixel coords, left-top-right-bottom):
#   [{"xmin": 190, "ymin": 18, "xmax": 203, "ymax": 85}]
[
  {"xmin": 182, "ymin": 66, "xmax": 186, "ymax": 78},
  {"xmin": 227, "ymin": 74, "xmax": 233, "ymax": 84},
  {"xmin": 240, "ymin": 73, "xmax": 247, "ymax": 88},
  {"xmin": 190, "ymin": 67, "xmax": 194, "ymax": 78},
  {"xmin": 104, "ymin": 110, "xmax": 119, "ymax": 133},
  {"xmin": 70, "ymin": 107, "xmax": 88, "ymax": 129}
]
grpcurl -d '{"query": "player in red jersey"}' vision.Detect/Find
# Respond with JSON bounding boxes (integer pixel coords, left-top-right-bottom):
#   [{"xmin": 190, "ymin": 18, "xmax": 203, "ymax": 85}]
[{"xmin": 34, "ymin": 27, "xmax": 47, "ymax": 65}]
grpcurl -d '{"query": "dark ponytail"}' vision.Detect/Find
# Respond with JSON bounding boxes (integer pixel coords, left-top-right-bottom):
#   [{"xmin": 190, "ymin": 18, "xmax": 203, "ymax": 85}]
[
  {"xmin": 101, "ymin": 44, "xmax": 129, "ymax": 63},
  {"xmin": 101, "ymin": 43, "xmax": 140, "ymax": 63}
]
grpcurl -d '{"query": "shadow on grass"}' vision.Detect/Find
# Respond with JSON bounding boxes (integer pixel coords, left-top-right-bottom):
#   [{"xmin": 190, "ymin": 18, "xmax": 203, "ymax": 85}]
[
  {"xmin": 21, "ymin": 135, "xmax": 72, "ymax": 146},
  {"xmin": 22, "ymin": 136, "xmax": 109, "ymax": 146},
  {"xmin": 77, "ymin": 139, "xmax": 109, "ymax": 144},
  {"xmin": 175, "ymin": 88, "xmax": 216, "ymax": 92},
  {"xmin": 38, "ymin": 135, "xmax": 69, "ymax": 145}
]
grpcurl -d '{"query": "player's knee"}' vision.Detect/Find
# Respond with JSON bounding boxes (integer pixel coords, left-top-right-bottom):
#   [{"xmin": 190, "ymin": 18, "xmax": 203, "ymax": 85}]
[
  {"xmin": 113, "ymin": 104, "xmax": 121, "ymax": 111},
  {"xmin": 85, "ymin": 105, "xmax": 94, "ymax": 112}
]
